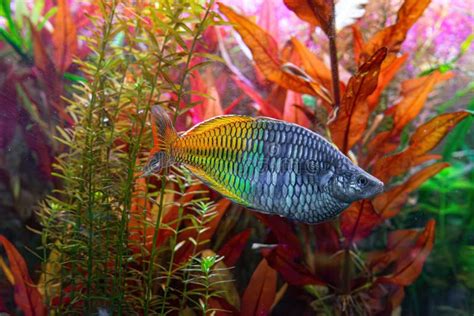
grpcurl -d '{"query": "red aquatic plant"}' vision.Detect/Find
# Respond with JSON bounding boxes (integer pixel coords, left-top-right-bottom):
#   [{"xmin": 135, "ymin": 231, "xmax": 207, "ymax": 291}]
[
  {"xmin": 210, "ymin": 0, "xmax": 472, "ymax": 314},
  {"xmin": 0, "ymin": 0, "xmax": 93, "ymax": 218},
  {"xmin": 0, "ymin": 0, "xmax": 471, "ymax": 314},
  {"xmin": 0, "ymin": 236, "xmax": 46, "ymax": 316}
]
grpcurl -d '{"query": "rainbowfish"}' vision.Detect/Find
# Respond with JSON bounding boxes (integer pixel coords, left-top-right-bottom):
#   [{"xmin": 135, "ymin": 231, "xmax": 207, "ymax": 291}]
[{"xmin": 143, "ymin": 106, "xmax": 384, "ymax": 224}]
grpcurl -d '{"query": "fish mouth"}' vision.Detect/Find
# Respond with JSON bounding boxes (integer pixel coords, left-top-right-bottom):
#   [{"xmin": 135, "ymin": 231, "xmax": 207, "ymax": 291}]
[{"xmin": 373, "ymin": 180, "xmax": 385, "ymax": 195}]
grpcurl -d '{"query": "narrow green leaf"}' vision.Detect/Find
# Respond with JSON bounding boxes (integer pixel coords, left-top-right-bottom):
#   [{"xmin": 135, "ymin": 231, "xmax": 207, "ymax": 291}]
[
  {"xmin": 38, "ymin": 7, "xmax": 58, "ymax": 31},
  {"xmin": 64, "ymin": 72, "xmax": 87, "ymax": 83},
  {"xmin": 460, "ymin": 34, "xmax": 474, "ymax": 55},
  {"xmin": 31, "ymin": 0, "xmax": 45, "ymax": 24}
]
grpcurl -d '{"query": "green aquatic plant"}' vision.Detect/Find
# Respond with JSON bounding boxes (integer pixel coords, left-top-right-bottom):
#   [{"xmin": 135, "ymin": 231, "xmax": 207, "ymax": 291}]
[
  {"xmin": 36, "ymin": 0, "xmax": 227, "ymax": 314},
  {"xmin": 402, "ymin": 96, "xmax": 474, "ymax": 314},
  {"xmin": 0, "ymin": 0, "xmax": 472, "ymax": 315}
]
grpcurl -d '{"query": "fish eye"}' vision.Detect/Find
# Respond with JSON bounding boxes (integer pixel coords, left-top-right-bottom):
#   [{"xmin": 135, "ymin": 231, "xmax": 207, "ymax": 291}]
[{"xmin": 357, "ymin": 176, "xmax": 368, "ymax": 187}]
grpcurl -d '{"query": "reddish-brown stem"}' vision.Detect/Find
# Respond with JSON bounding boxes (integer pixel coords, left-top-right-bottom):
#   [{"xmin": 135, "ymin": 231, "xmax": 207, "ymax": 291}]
[
  {"xmin": 326, "ymin": 0, "xmax": 351, "ymax": 295},
  {"xmin": 328, "ymin": 0, "xmax": 341, "ymax": 112}
]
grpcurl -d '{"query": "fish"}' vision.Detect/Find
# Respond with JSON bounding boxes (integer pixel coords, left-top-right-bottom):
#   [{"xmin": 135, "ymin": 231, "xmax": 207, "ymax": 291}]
[{"xmin": 143, "ymin": 106, "xmax": 384, "ymax": 224}]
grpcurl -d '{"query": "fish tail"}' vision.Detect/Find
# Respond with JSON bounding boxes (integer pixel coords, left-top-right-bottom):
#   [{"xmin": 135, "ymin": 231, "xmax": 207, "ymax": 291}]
[{"xmin": 143, "ymin": 106, "xmax": 178, "ymax": 176}]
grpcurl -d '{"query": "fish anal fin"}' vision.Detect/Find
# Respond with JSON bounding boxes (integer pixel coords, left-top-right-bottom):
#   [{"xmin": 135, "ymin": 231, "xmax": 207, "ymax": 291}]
[{"xmin": 186, "ymin": 165, "xmax": 248, "ymax": 206}]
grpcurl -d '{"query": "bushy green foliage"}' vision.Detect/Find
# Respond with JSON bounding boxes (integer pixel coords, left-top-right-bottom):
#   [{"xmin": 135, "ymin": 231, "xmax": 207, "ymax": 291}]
[{"xmin": 37, "ymin": 1, "xmax": 227, "ymax": 314}]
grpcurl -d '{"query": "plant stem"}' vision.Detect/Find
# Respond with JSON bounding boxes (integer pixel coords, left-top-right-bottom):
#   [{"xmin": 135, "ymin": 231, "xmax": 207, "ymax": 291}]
[
  {"xmin": 160, "ymin": 3, "xmax": 214, "ymax": 314},
  {"xmin": 328, "ymin": 0, "xmax": 341, "ymax": 113},
  {"xmin": 81, "ymin": 2, "xmax": 117, "ymax": 312},
  {"xmin": 144, "ymin": 3, "xmax": 214, "ymax": 314},
  {"xmin": 326, "ymin": 0, "xmax": 351, "ymax": 297}
]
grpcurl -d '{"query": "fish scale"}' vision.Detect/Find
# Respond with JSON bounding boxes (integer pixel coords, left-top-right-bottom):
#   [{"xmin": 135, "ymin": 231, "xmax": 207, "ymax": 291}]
[
  {"xmin": 172, "ymin": 118, "xmax": 342, "ymax": 223},
  {"xmin": 145, "ymin": 107, "xmax": 384, "ymax": 224}
]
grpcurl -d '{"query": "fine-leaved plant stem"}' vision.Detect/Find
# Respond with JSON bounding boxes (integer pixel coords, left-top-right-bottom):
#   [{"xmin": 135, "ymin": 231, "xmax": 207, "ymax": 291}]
[
  {"xmin": 79, "ymin": 2, "xmax": 118, "ymax": 313},
  {"xmin": 157, "ymin": 3, "xmax": 215, "ymax": 314}
]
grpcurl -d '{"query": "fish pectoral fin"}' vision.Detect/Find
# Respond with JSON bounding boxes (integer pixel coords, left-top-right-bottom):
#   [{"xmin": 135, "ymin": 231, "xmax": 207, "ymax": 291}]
[
  {"xmin": 185, "ymin": 165, "xmax": 248, "ymax": 206},
  {"xmin": 318, "ymin": 169, "xmax": 334, "ymax": 186}
]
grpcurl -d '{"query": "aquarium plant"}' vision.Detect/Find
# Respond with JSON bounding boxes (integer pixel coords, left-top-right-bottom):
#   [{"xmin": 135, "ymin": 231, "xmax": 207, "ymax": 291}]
[{"xmin": 0, "ymin": 0, "xmax": 472, "ymax": 315}]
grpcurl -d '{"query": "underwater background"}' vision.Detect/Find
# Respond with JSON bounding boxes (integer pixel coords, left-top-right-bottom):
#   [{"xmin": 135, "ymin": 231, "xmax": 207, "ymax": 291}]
[{"xmin": 0, "ymin": 0, "xmax": 473, "ymax": 315}]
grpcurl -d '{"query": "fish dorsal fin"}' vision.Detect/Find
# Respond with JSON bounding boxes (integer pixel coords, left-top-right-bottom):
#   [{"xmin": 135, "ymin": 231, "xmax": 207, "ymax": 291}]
[{"xmin": 182, "ymin": 115, "xmax": 256, "ymax": 136}]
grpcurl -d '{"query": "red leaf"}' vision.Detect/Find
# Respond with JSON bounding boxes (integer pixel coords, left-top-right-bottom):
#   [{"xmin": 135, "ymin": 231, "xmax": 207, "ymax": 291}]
[
  {"xmin": 312, "ymin": 222, "xmax": 344, "ymax": 286},
  {"xmin": 376, "ymin": 220, "xmax": 436, "ymax": 286},
  {"xmin": 189, "ymin": 69, "xmax": 223, "ymax": 124},
  {"xmin": 284, "ymin": 0, "xmax": 332, "ymax": 35},
  {"xmin": 30, "ymin": 21, "xmax": 56, "ymax": 76},
  {"xmin": 373, "ymin": 162, "xmax": 449, "ymax": 218},
  {"xmin": 218, "ymin": 228, "xmax": 252, "ymax": 267},
  {"xmin": 0, "ymin": 296, "xmax": 8, "ymax": 313},
  {"xmin": 263, "ymin": 246, "xmax": 324, "ymax": 286},
  {"xmin": 257, "ymin": 0, "xmax": 281, "ymax": 42},
  {"xmin": 373, "ymin": 111, "xmax": 471, "ymax": 182},
  {"xmin": 30, "ymin": 22, "xmax": 72, "ymax": 125},
  {"xmin": 361, "ymin": 0, "xmax": 431, "ymax": 61},
  {"xmin": 0, "ymin": 66, "xmax": 20, "ymax": 149},
  {"xmin": 24, "ymin": 125, "xmax": 53, "ymax": 178},
  {"xmin": 267, "ymin": 85, "xmax": 289, "ymax": 115},
  {"xmin": 224, "ymin": 95, "xmax": 244, "ymax": 115},
  {"xmin": 367, "ymin": 54, "xmax": 408, "ymax": 111},
  {"xmin": 0, "ymin": 236, "xmax": 46, "ymax": 316},
  {"xmin": 218, "ymin": 3, "xmax": 316, "ymax": 96},
  {"xmin": 283, "ymin": 90, "xmax": 311, "ymax": 128},
  {"xmin": 241, "ymin": 258, "xmax": 277, "ymax": 316},
  {"xmin": 389, "ymin": 71, "xmax": 453, "ymax": 133},
  {"xmin": 290, "ymin": 37, "xmax": 334, "ymax": 107},
  {"xmin": 53, "ymin": 0, "xmax": 78, "ymax": 73},
  {"xmin": 128, "ymin": 181, "xmax": 206, "ymax": 254},
  {"xmin": 329, "ymin": 48, "xmax": 387, "ymax": 153},
  {"xmin": 314, "ymin": 222, "xmax": 341, "ymax": 254},
  {"xmin": 352, "ymin": 25, "xmax": 364, "ymax": 65},
  {"xmin": 364, "ymin": 130, "xmax": 398, "ymax": 166},
  {"xmin": 231, "ymin": 75, "xmax": 282, "ymax": 119},
  {"xmin": 366, "ymin": 283, "xmax": 405, "ymax": 314},
  {"xmin": 208, "ymin": 297, "xmax": 239, "ymax": 315},
  {"xmin": 255, "ymin": 214, "xmax": 302, "ymax": 258},
  {"xmin": 340, "ymin": 200, "xmax": 382, "ymax": 244}
]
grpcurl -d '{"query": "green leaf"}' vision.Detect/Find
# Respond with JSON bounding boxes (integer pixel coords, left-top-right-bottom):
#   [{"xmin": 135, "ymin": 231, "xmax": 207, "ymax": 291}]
[
  {"xmin": 193, "ymin": 52, "xmax": 224, "ymax": 63},
  {"xmin": 37, "ymin": 7, "xmax": 58, "ymax": 31},
  {"xmin": 14, "ymin": 0, "xmax": 28, "ymax": 28},
  {"xmin": 31, "ymin": 0, "xmax": 45, "ymax": 24},
  {"xmin": 1, "ymin": 0, "xmax": 22, "ymax": 45},
  {"xmin": 460, "ymin": 34, "xmax": 474, "ymax": 55},
  {"xmin": 438, "ymin": 63, "xmax": 453, "ymax": 73},
  {"xmin": 442, "ymin": 99, "xmax": 474, "ymax": 159},
  {"xmin": 64, "ymin": 72, "xmax": 87, "ymax": 83},
  {"xmin": 0, "ymin": 0, "xmax": 10, "ymax": 19},
  {"xmin": 15, "ymin": 83, "xmax": 50, "ymax": 136},
  {"xmin": 458, "ymin": 246, "xmax": 474, "ymax": 288},
  {"xmin": 200, "ymin": 255, "xmax": 217, "ymax": 274},
  {"xmin": 0, "ymin": 28, "xmax": 25, "ymax": 58},
  {"xmin": 302, "ymin": 95, "xmax": 316, "ymax": 109}
]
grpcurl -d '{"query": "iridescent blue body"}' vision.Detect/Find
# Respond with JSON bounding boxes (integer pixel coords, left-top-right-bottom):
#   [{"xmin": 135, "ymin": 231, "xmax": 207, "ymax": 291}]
[{"xmin": 144, "ymin": 107, "xmax": 385, "ymax": 224}]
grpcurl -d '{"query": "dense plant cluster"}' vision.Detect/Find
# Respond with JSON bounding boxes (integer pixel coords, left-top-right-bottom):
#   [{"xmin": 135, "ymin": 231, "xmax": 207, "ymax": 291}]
[{"xmin": 0, "ymin": 0, "xmax": 472, "ymax": 315}]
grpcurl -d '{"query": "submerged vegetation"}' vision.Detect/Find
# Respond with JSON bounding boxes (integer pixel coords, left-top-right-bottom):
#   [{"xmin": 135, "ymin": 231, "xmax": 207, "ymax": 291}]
[{"xmin": 0, "ymin": 0, "xmax": 472, "ymax": 315}]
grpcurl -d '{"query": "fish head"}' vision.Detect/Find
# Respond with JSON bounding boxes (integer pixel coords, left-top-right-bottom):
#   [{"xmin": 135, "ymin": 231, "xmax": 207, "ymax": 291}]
[{"xmin": 332, "ymin": 166, "xmax": 384, "ymax": 203}]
